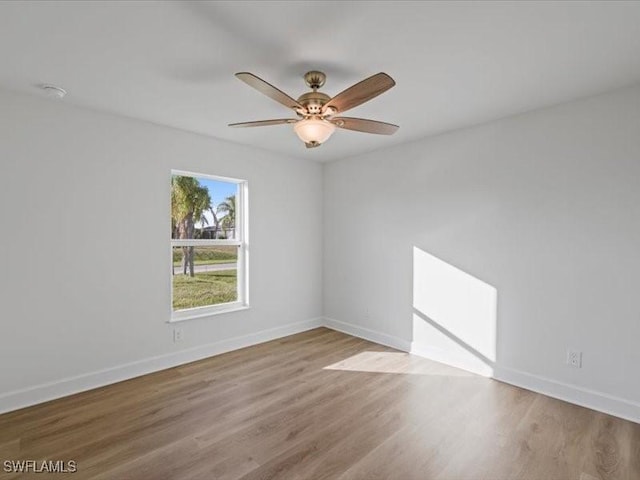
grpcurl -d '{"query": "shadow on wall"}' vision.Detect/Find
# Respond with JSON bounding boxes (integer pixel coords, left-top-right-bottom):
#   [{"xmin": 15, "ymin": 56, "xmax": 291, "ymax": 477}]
[{"xmin": 412, "ymin": 246, "xmax": 497, "ymax": 377}]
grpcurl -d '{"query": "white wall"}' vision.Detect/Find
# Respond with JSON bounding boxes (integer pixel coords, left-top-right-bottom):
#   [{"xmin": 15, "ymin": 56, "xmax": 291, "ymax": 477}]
[
  {"xmin": 0, "ymin": 90, "xmax": 323, "ymax": 410},
  {"xmin": 3, "ymin": 83, "xmax": 640, "ymax": 422},
  {"xmin": 324, "ymin": 85, "xmax": 640, "ymax": 421}
]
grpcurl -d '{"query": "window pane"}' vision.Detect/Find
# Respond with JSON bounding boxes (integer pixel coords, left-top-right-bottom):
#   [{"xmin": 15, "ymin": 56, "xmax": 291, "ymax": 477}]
[
  {"xmin": 171, "ymin": 174, "xmax": 238, "ymax": 240},
  {"xmin": 172, "ymin": 246, "xmax": 238, "ymax": 310}
]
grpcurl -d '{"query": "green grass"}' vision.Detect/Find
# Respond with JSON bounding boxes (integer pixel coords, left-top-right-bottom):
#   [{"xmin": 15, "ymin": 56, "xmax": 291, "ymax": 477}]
[
  {"xmin": 172, "ymin": 246, "xmax": 237, "ymax": 266},
  {"xmin": 172, "ymin": 270, "xmax": 237, "ymax": 310},
  {"xmin": 172, "ymin": 259, "xmax": 235, "ymax": 266}
]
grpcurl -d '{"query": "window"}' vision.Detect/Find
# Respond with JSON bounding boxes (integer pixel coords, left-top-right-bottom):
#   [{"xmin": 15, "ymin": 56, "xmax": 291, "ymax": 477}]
[{"xmin": 170, "ymin": 170, "xmax": 248, "ymax": 321}]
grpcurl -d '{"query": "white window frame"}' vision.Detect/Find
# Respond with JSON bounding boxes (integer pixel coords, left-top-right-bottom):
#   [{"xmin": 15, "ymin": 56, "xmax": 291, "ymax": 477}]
[{"xmin": 170, "ymin": 170, "xmax": 249, "ymax": 322}]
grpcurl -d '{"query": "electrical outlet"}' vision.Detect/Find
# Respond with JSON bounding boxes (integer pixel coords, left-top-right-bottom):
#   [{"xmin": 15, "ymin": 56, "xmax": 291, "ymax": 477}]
[
  {"xmin": 173, "ymin": 328, "xmax": 184, "ymax": 343},
  {"xmin": 567, "ymin": 349, "xmax": 582, "ymax": 368}
]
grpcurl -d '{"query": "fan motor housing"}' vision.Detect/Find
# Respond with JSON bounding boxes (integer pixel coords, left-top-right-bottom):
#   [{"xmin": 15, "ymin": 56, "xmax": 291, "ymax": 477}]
[
  {"xmin": 297, "ymin": 91, "xmax": 331, "ymax": 115},
  {"xmin": 304, "ymin": 71, "xmax": 326, "ymax": 89}
]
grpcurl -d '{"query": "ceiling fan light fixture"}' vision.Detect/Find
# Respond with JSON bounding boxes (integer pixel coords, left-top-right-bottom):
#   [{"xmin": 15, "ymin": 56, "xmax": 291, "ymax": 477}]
[
  {"xmin": 230, "ymin": 70, "xmax": 398, "ymax": 148},
  {"xmin": 293, "ymin": 118, "xmax": 335, "ymax": 145}
]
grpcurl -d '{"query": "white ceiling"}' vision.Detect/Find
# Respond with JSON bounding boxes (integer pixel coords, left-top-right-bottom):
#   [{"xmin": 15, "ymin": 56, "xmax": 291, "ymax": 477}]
[{"xmin": 1, "ymin": 1, "xmax": 640, "ymax": 162}]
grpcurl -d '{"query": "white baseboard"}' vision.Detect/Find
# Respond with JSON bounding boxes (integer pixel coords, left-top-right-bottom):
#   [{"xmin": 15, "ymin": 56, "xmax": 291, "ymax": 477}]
[
  {"xmin": 0, "ymin": 317, "xmax": 323, "ymax": 415},
  {"xmin": 322, "ymin": 317, "xmax": 640, "ymax": 424},
  {"xmin": 323, "ymin": 317, "xmax": 411, "ymax": 352},
  {"xmin": 493, "ymin": 365, "xmax": 640, "ymax": 425}
]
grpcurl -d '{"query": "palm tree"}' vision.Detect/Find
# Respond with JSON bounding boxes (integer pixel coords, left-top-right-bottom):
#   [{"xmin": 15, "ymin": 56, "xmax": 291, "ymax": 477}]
[
  {"xmin": 171, "ymin": 176, "xmax": 211, "ymax": 276},
  {"xmin": 217, "ymin": 195, "xmax": 236, "ymax": 238},
  {"xmin": 209, "ymin": 207, "xmax": 220, "ymax": 239},
  {"xmin": 196, "ymin": 212, "xmax": 209, "ymax": 239}
]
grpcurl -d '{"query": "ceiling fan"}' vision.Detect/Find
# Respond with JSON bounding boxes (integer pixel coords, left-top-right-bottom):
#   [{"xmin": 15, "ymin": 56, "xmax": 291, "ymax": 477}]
[{"xmin": 229, "ymin": 70, "xmax": 399, "ymax": 148}]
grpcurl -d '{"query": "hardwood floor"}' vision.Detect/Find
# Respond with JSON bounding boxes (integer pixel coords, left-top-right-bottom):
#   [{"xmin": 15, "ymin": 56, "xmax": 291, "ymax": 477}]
[{"xmin": 1, "ymin": 327, "xmax": 638, "ymax": 479}]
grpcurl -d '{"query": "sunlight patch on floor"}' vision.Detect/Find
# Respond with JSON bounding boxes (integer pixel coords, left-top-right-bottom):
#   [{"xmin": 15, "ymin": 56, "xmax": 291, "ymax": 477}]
[{"xmin": 323, "ymin": 350, "xmax": 476, "ymax": 377}]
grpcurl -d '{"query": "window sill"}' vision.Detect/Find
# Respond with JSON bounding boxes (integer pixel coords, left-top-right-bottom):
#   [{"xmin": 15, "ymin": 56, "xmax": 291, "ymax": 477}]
[{"xmin": 169, "ymin": 303, "xmax": 250, "ymax": 323}]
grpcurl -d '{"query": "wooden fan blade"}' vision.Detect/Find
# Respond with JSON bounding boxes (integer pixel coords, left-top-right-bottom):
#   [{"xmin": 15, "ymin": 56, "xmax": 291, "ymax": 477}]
[
  {"xmin": 228, "ymin": 119, "xmax": 298, "ymax": 128},
  {"xmin": 331, "ymin": 117, "xmax": 399, "ymax": 135},
  {"xmin": 323, "ymin": 73, "xmax": 395, "ymax": 114},
  {"xmin": 235, "ymin": 72, "xmax": 304, "ymax": 111}
]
